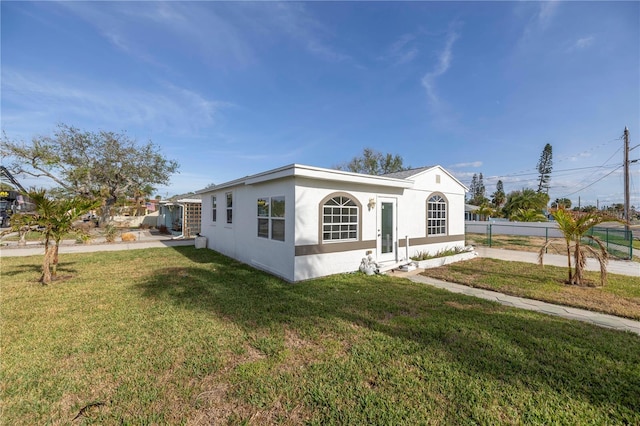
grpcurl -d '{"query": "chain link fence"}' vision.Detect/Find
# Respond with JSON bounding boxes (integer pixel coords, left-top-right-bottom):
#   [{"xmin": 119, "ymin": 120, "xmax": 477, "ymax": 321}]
[{"xmin": 465, "ymin": 221, "xmax": 634, "ymax": 260}]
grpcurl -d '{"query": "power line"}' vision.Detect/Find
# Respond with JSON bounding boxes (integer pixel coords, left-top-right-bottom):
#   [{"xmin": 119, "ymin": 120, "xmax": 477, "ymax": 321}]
[{"xmin": 559, "ymin": 165, "xmax": 622, "ymax": 198}]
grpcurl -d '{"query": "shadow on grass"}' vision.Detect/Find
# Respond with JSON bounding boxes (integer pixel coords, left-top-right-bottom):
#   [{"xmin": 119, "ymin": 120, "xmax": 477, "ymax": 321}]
[
  {"xmin": 136, "ymin": 246, "xmax": 640, "ymax": 417},
  {"xmin": 1, "ymin": 261, "xmax": 78, "ymax": 278}
]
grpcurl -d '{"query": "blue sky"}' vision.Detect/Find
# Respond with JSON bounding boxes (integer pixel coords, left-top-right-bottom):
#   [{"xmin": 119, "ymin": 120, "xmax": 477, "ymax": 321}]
[{"xmin": 2, "ymin": 1, "xmax": 638, "ymax": 208}]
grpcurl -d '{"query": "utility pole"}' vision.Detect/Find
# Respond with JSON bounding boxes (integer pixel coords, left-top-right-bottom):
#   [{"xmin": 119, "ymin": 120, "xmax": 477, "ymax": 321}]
[{"xmin": 623, "ymin": 127, "xmax": 630, "ymax": 231}]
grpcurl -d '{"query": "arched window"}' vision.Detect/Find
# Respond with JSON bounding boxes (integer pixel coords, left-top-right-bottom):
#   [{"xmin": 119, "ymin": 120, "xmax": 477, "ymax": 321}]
[
  {"xmin": 427, "ymin": 194, "xmax": 447, "ymax": 236},
  {"xmin": 322, "ymin": 195, "xmax": 359, "ymax": 241}
]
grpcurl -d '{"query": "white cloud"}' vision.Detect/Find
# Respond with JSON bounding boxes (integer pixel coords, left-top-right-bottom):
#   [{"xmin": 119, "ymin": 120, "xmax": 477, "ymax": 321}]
[
  {"xmin": 449, "ymin": 161, "xmax": 483, "ymax": 168},
  {"xmin": 421, "ymin": 30, "xmax": 459, "ymax": 107},
  {"xmin": 259, "ymin": 2, "xmax": 352, "ymax": 63},
  {"xmin": 379, "ymin": 33, "xmax": 419, "ymax": 66},
  {"xmin": 566, "ymin": 36, "xmax": 595, "ymax": 52},
  {"xmin": 537, "ymin": 1, "xmax": 559, "ymax": 30},
  {"xmin": 1, "ymin": 69, "xmax": 227, "ymax": 136},
  {"xmin": 59, "ymin": 2, "xmax": 254, "ymax": 69},
  {"xmin": 516, "ymin": 1, "xmax": 560, "ymax": 47}
]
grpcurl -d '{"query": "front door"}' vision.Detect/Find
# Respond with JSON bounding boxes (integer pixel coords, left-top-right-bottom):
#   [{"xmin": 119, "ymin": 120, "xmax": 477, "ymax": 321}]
[{"xmin": 377, "ymin": 197, "xmax": 397, "ymax": 263}]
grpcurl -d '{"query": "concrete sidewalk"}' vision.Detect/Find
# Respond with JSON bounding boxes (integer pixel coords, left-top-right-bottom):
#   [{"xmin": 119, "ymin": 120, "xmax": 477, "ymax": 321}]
[
  {"xmin": 402, "ymin": 272, "xmax": 640, "ymax": 335},
  {"xmin": 0, "ymin": 233, "xmax": 195, "ymax": 257},
  {"xmin": 389, "ymin": 247, "xmax": 640, "ymax": 335}
]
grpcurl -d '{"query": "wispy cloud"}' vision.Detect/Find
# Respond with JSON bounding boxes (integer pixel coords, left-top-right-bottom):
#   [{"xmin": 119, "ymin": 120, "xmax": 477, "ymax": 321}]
[
  {"xmin": 537, "ymin": 1, "xmax": 559, "ymax": 30},
  {"xmin": 566, "ymin": 36, "xmax": 595, "ymax": 52},
  {"xmin": 379, "ymin": 33, "xmax": 419, "ymax": 66},
  {"xmin": 449, "ymin": 161, "xmax": 483, "ymax": 168},
  {"xmin": 421, "ymin": 30, "xmax": 459, "ymax": 107},
  {"xmin": 257, "ymin": 2, "xmax": 352, "ymax": 63},
  {"xmin": 59, "ymin": 2, "xmax": 351, "ymax": 69},
  {"xmin": 59, "ymin": 2, "xmax": 254, "ymax": 69},
  {"xmin": 517, "ymin": 1, "xmax": 560, "ymax": 46},
  {"xmin": 1, "ymin": 69, "xmax": 227, "ymax": 136}
]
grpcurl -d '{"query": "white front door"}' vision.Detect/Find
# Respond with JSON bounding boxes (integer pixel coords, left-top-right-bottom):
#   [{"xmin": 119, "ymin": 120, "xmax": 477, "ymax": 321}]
[{"xmin": 377, "ymin": 197, "xmax": 397, "ymax": 263}]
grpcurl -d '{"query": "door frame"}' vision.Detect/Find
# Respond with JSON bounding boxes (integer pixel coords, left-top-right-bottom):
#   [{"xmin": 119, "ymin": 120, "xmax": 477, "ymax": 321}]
[{"xmin": 376, "ymin": 197, "xmax": 398, "ymax": 263}]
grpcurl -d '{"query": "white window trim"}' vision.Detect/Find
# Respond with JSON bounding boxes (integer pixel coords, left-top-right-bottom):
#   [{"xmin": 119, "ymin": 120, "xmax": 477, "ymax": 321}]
[
  {"xmin": 322, "ymin": 195, "xmax": 359, "ymax": 243},
  {"xmin": 257, "ymin": 196, "xmax": 285, "ymax": 242},
  {"xmin": 427, "ymin": 194, "xmax": 447, "ymax": 236}
]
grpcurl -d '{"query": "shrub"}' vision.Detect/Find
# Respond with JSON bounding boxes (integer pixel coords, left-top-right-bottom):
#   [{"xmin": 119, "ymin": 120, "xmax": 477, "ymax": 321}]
[
  {"xmin": 411, "ymin": 246, "xmax": 471, "ymax": 261},
  {"xmin": 103, "ymin": 225, "xmax": 119, "ymax": 243},
  {"xmin": 121, "ymin": 232, "xmax": 137, "ymax": 242}
]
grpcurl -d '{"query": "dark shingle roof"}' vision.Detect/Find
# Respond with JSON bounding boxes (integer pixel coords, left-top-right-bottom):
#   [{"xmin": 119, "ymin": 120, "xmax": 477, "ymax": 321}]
[{"xmin": 381, "ymin": 166, "xmax": 434, "ymax": 180}]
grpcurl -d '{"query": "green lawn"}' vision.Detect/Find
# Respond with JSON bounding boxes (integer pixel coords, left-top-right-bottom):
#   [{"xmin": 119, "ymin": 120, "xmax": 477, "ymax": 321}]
[
  {"xmin": 422, "ymin": 257, "xmax": 640, "ymax": 320},
  {"xmin": 2, "ymin": 247, "xmax": 639, "ymax": 425}
]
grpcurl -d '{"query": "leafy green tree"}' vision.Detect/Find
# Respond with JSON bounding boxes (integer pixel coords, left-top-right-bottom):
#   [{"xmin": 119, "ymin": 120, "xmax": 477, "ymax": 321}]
[
  {"xmin": 537, "ymin": 143, "xmax": 553, "ymax": 193},
  {"xmin": 539, "ymin": 209, "xmax": 617, "ymax": 286},
  {"xmin": 28, "ymin": 189, "xmax": 99, "ymax": 284},
  {"xmin": 551, "ymin": 198, "xmax": 572, "ymax": 209},
  {"xmin": 490, "ymin": 180, "xmax": 506, "ymax": 209},
  {"xmin": 468, "ymin": 173, "xmax": 488, "ymax": 205},
  {"xmin": 1, "ymin": 124, "xmax": 179, "ymax": 225},
  {"xmin": 335, "ymin": 148, "xmax": 407, "ymax": 175},
  {"xmin": 503, "ymin": 188, "xmax": 549, "ymax": 219}
]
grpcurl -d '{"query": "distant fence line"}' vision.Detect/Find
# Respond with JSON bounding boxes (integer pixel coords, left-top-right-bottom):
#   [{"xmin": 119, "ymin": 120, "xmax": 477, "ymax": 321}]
[{"xmin": 465, "ymin": 221, "xmax": 634, "ymax": 260}]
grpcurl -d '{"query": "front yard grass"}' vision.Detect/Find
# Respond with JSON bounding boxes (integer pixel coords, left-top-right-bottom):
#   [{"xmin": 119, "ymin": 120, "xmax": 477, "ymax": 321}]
[
  {"xmin": 422, "ymin": 257, "xmax": 640, "ymax": 320},
  {"xmin": 2, "ymin": 247, "xmax": 639, "ymax": 424}
]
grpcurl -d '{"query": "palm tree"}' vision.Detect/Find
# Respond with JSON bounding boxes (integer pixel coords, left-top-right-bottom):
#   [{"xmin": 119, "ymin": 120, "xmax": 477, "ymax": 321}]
[
  {"xmin": 510, "ymin": 208, "xmax": 547, "ymax": 222},
  {"xmin": 28, "ymin": 189, "xmax": 99, "ymax": 284},
  {"xmin": 474, "ymin": 203, "xmax": 496, "ymax": 221},
  {"xmin": 9, "ymin": 212, "xmax": 37, "ymax": 247},
  {"xmin": 538, "ymin": 209, "xmax": 617, "ymax": 286},
  {"xmin": 503, "ymin": 188, "xmax": 549, "ymax": 219}
]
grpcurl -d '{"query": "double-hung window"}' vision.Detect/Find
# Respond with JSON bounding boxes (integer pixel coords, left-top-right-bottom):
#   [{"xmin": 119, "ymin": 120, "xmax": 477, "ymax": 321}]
[
  {"xmin": 257, "ymin": 196, "xmax": 285, "ymax": 241},
  {"xmin": 211, "ymin": 195, "xmax": 217, "ymax": 222},
  {"xmin": 427, "ymin": 195, "xmax": 447, "ymax": 235},
  {"xmin": 226, "ymin": 192, "xmax": 233, "ymax": 224}
]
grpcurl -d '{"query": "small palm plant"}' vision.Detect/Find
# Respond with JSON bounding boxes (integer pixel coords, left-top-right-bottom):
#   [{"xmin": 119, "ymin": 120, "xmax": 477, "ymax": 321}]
[{"xmin": 539, "ymin": 208, "xmax": 616, "ymax": 286}]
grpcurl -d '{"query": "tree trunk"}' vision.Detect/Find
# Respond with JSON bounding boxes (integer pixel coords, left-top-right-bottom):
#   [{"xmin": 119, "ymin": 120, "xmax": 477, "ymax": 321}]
[
  {"xmin": 100, "ymin": 196, "xmax": 117, "ymax": 228},
  {"xmin": 566, "ymin": 242, "xmax": 572, "ymax": 284},
  {"xmin": 52, "ymin": 242, "xmax": 60, "ymax": 278},
  {"xmin": 573, "ymin": 241, "xmax": 583, "ymax": 285},
  {"xmin": 40, "ymin": 246, "xmax": 54, "ymax": 284}
]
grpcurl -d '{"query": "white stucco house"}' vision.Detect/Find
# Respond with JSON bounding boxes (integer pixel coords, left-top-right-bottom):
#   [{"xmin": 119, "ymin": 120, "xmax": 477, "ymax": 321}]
[{"xmin": 198, "ymin": 164, "xmax": 467, "ymax": 282}]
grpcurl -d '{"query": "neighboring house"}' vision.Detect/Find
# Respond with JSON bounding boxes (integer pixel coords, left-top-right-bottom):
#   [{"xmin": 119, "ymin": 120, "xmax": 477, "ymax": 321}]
[
  {"xmin": 465, "ymin": 204, "xmax": 480, "ymax": 221},
  {"xmin": 198, "ymin": 164, "xmax": 467, "ymax": 282},
  {"xmin": 158, "ymin": 196, "xmax": 202, "ymax": 238}
]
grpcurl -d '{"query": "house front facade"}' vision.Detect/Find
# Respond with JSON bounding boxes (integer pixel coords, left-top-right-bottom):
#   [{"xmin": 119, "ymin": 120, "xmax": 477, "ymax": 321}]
[{"xmin": 199, "ymin": 164, "xmax": 467, "ymax": 282}]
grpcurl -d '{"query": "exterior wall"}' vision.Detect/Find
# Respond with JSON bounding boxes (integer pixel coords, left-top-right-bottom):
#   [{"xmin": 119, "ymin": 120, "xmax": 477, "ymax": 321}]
[
  {"xmin": 200, "ymin": 179, "xmax": 296, "ymax": 281},
  {"xmin": 293, "ymin": 177, "xmax": 400, "ymax": 281},
  {"xmin": 396, "ymin": 168, "xmax": 467, "ymax": 259},
  {"xmin": 200, "ymin": 165, "xmax": 467, "ymax": 282},
  {"xmin": 292, "ymin": 167, "xmax": 466, "ymax": 281}
]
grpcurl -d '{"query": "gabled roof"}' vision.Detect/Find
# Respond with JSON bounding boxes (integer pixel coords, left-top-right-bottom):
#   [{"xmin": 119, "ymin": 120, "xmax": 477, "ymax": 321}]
[
  {"xmin": 197, "ymin": 164, "xmax": 414, "ymax": 193},
  {"xmin": 381, "ymin": 166, "xmax": 434, "ymax": 180},
  {"xmin": 383, "ymin": 165, "xmax": 469, "ymax": 191},
  {"xmin": 197, "ymin": 163, "xmax": 468, "ymax": 194}
]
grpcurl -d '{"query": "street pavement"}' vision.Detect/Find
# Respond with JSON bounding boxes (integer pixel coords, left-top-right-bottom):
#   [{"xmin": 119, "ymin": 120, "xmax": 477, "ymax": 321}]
[{"xmin": 2, "ymin": 236, "xmax": 639, "ymax": 335}]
